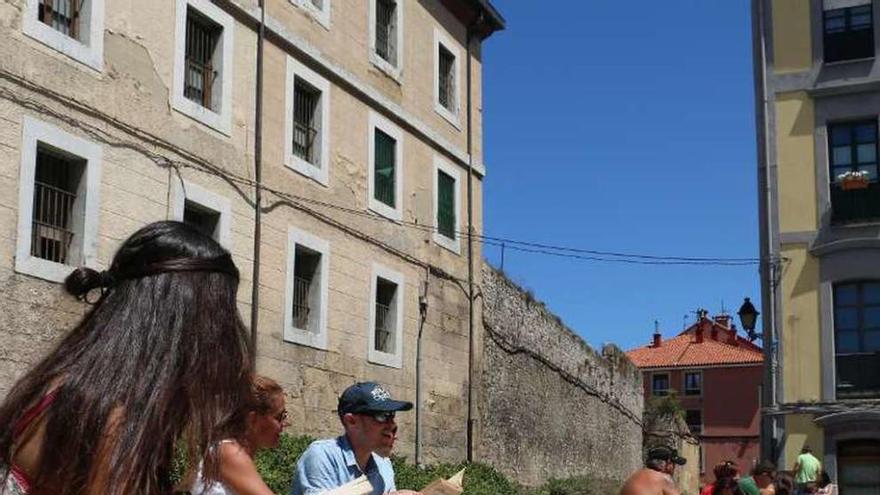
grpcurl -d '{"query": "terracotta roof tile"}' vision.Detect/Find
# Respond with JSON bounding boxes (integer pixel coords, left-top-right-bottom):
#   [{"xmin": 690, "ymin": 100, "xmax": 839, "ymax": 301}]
[{"xmin": 625, "ymin": 319, "xmax": 763, "ymax": 369}]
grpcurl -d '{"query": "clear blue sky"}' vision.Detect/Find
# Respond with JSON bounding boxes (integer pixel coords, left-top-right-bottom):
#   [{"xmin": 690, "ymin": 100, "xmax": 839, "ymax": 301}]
[{"xmin": 480, "ymin": 1, "xmax": 761, "ymax": 351}]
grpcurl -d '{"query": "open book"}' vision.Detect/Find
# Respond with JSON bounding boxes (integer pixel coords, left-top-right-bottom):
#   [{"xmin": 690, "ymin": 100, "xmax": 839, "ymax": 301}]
[
  {"xmin": 420, "ymin": 468, "xmax": 466, "ymax": 495},
  {"xmin": 322, "ymin": 476, "xmax": 374, "ymax": 495}
]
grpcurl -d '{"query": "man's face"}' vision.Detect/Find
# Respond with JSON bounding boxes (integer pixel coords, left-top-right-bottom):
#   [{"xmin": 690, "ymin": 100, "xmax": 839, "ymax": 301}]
[
  {"xmin": 346, "ymin": 411, "xmax": 399, "ymax": 457},
  {"xmin": 755, "ymin": 471, "xmax": 776, "ymax": 487},
  {"xmin": 664, "ymin": 461, "xmax": 677, "ymax": 475}
]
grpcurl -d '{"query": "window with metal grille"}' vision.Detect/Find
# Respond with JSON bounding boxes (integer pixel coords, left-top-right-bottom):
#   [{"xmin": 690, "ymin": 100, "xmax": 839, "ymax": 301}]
[
  {"xmin": 437, "ymin": 170, "xmax": 455, "ymax": 240},
  {"xmin": 293, "ymin": 78, "xmax": 320, "ymax": 165},
  {"xmin": 685, "ymin": 410, "xmax": 702, "ymax": 436},
  {"xmin": 683, "ymin": 371, "xmax": 702, "ymax": 396},
  {"xmin": 651, "ymin": 373, "xmax": 670, "ymax": 396},
  {"xmin": 374, "ymin": 0, "xmax": 397, "ymax": 66},
  {"xmin": 374, "ymin": 129, "xmax": 396, "ymax": 207},
  {"xmin": 183, "ymin": 200, "xmax": 220, "ymax": 240},
  {"xmin": 38, "ymin": 0, "xmax": 82, "ymax": 39},
  {"xmin": 438, "ymin": 44, "xmax": 455, "ymax": 112},
  {"xmin": 292, "ymin": 246, "xmax": 321, "ymax": 332},
  {"xmin": 834, "ymin": 282, "xmax": 880, "ymax": 398},
  {"xmin": 31, "ymin": 146, "xmax": 85, "ymax": 265},
  {"xmin": 824, "ymin": 5, "xmax": 874, "ymax": 63},
  {"xmin": 829, "ymin": 121, "xmax": 880, "ymax": 223},
  {"xmin": 374, "ymin": 278, "xmax": 397, "ymax": 353},
  {"xmin": 184, "ymin": 9, "xmax": 221, "ymax": 110}
]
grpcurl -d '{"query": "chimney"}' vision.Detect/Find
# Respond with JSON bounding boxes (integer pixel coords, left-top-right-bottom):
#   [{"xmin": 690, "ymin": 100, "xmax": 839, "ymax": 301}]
[
  {"xmin": 695, "ymin": 325, "xmax": 704, "ymax": 343},
  {"xmin": 714, "ymin": 314, "xmax": 732, "ymax": 328},
  {"xmin": 728, "ymin": 329, "xmax": 739, "ymax": 346},
  {"xmin": 653, "ymin": 320, "xmax": 662, "ymax": 347}
]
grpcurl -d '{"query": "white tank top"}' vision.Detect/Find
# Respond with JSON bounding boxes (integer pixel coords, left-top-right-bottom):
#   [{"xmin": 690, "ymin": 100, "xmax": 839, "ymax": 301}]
[{"xmin": 190, "ymin": 440, "xmax": 238, "ymax": 495}]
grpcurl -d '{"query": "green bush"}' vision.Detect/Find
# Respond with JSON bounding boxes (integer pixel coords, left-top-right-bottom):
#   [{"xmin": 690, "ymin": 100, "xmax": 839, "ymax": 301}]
[{"xmin": 174, "ymin": 433, "xmax": 620, "ymax": 495}]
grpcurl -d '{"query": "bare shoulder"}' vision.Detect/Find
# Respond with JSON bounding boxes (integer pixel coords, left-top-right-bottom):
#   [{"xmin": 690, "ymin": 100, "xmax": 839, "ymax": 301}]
[{"xmin": 217, "ymin": 440, "xmax": 251, "ymax": 466}]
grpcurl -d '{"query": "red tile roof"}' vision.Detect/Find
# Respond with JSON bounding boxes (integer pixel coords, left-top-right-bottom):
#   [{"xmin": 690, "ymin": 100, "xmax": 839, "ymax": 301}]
[{"xmin": 625, "ymin": 317, "xmax": 763, "ymax": 369}]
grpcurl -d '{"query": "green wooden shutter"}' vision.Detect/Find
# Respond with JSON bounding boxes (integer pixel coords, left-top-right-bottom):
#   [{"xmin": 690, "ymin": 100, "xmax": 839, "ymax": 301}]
[
  {"xmin": 437, "ymin": 171, "xmax": 455, "ymax": 239},
  {"xmin": 374, "ymin": 130, "xmax": 396, "ymax": 207}
]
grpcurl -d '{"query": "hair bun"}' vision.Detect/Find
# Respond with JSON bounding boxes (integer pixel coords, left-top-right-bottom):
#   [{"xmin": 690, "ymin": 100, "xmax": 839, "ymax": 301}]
[{"xmin": 64, "ymin": 267, "xmax": 105, "ymax": 298}]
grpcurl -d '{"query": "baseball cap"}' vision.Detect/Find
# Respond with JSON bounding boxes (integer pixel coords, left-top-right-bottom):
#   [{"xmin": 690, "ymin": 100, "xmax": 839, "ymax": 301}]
[
  {"xmin": 647, "ymin": 446, "xmax": 687, "ymax": 465},
  {"xmin": 338, "ymin": 382, "xmax": 413, "ymax": 415}
]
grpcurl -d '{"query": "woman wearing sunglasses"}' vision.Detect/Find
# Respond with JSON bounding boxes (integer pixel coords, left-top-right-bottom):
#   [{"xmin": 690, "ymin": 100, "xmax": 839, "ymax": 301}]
[{"xmin": 188, "ymin": 375, "xmax": 290, "ymax": 495}]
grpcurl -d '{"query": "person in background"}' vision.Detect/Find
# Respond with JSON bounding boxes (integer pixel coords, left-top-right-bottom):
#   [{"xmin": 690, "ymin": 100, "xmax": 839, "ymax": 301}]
[
  {"xmin": 815, "ymin": 471, "xmax": 837, "ymax": 495},
  {"xmin": 792, "ymin": 446, "xmax": 821, "ymax": 495},
  {"xmin": 713, "ymin": 476, "xmax": 744, "ymax": 495},
  {"xmin": 0, "ymin": 221, "xmax": 254, "ymax": 495},
  {"xmin": 702, "ymin": 461, "xmax": 740, "ymax": 495},
  {"xmin": 774, "ymin": 473, "xmax": 795, "ymax": 495},
  {"xmin": 188, "ymin": 375, "xmax": 291, "ymax": 495},
  {"xmin": 291, "ymin": 382, "xmax": 420, "ymax": 495},
  {"xmin": 619, "ymin": 446, "xmax": 686, "ymax": 495},
  {"xmin": 738, "ymin": 461, "xmax": 777, "ymax": 495}
]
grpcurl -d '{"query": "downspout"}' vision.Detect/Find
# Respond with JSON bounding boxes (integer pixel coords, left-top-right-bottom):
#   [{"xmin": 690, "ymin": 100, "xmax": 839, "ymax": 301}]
[
  {"xmin": 250, "ymin": 0, "xmax": 266, "ymax": 363},
  {"xmin": 751, "ymin": 0, "xmax": 777, "ymax": 462},
  {"xmin": 465, "ymin": 12, "xmax": 481, "ymax": 465},
  {"xmin": 415, "ymin": 275, "xmax": 429, "ymax": 466}
]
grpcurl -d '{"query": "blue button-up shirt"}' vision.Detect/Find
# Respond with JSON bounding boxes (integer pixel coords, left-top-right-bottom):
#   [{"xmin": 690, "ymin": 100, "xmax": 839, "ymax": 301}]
[{"xmin": 290, "ymin": 435, "xmax": 397, "ymax": 495}]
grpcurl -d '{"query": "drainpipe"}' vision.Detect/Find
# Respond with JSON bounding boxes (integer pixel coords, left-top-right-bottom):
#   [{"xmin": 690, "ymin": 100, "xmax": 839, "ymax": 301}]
[
  {"xmin": 415, "ymin": 276, "xmax": 429, "ymax": 466},
  {"xmin": 249, "ymin": 0, "xmax": 266, "ymax": 364},
  {"xmin": 465, "ymin": 11, "xmax": 482, "ymax": 465}
]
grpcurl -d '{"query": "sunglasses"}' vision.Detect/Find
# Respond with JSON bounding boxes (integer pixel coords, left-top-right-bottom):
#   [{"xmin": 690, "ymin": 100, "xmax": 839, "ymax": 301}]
[{"xmin": 364, "ymin": 411, "xmax": 395, "ymax": 423}]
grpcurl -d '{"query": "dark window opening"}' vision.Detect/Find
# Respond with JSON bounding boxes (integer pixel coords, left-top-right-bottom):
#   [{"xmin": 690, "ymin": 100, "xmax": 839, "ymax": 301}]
[
  {"xmin": 374, "ymin": 129, "xmax": 396, "ymax": 208},
  {"xmin": 38, "ymin": 0, "xmax": 82, "ymax": 40},
  {"xmin": 438, "ymin": 45, "xmax": 455, "ymax": 112},
  {"xmin": 31, "ymin": 145, "xmax": 85, "ymax": 264},
  {"xmin": 824, "ymin": 5, "xmax": 874, "ymax": 63},
  {"xmin": 829, "ymin": 120, "xmax": 880, "ymax": 223},
  {"xmin": 183, "ymin": 200, "xmax": 220, "ymax": 240},
  {"xmin": 184, "ymin": 8, "xmax": 221, "ymax": 110},
  {"xmin": 684, "ymin": 372, "xmax": 702, "ymax": 396},
  {"xmin": 834, "ymin": 281, "xmax": 880, "ymax": 398},
  {"xmin": 374, "ymin": 278, "xmax": 397, "ymax": 353},
  {"xmin": 437, "ymin": 170, "xmax": 455, "ymax": 240},
  {"xmin": 651, "ymin": 374, "xmax": 670, "ymax": 396},
  {"xmin": 375, "ymin": 0, "xmax": 397, "ymax": 66},
  {"xmin": 292, "ymin": 246, "xmax": 321, "ymax": 331},
  {"xmin": 292, "ymin": 78, "xmax": 320, "ymax": 165},
  {"xmin": 686, "ymin": 409, "xmax": 703, "ymax": 436},
  {"xmin": 838, "ymin": 439, "xmax": 880, "ymax": 493}
]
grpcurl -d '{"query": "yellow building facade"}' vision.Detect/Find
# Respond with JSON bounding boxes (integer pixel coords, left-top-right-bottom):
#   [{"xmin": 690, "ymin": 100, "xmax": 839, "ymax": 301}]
[{"xmin": 754, "ymin": 0, "xmax": 880, "ymax": 490}]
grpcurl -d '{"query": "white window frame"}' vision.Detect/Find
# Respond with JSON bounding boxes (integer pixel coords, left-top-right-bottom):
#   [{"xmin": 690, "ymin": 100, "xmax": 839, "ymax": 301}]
[
  {"xmin": 16, "ymin": 116, "xmax": 102, "ymax": 283},
  {"xmin": 285, "ymin": 55, "xmax": 331, "ymax": 186},
  {"xmin": 22, "ymin": 0, "xmax": 105, "ymax": 71},
  {"xmin": 433, "ymin": 27, "xmax": 461, "ymax": 129},
  {"xmin": 368, "ymin": 0, "xmax": 404, "ymax": 81},
  {"xmin": 683, "ymin": 370, "xmax": 703, "ymax": 397},
  {"xmin": 290, "ymin": 0, "xmax": 331, "ymax": 29},
  {"xmin": 171, "ymin": 178, "xmax": 232, "ymax": 248},
  {"xmin": 651, "ymin": 372, "xmax": 670, "ymax": 396},
  {"xmin": 432, "ymin": 155, "xmax": 461, "ymax": 254},
  {"xmin": 283, "ymin": 226, "xmax": 330, "ymax": 350},
  {"xmin": 368, "ymin": 263, "xmax": 404, "ymax": 368},
  {"xmin": 368, "ymin": 111, "xmax": 404, "ymax": 221},
  {"xmin": 172, "ymin": 0, "xmax": 235, "ymax": 136}
]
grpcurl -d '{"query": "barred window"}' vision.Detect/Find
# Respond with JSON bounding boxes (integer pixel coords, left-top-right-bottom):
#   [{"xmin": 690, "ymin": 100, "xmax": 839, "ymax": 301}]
[
  {"xmin": 31, "ymin": 146, "xmax": 85, "ymax": 265},
  {"xmin": 38, "ymin": 0, "xmax": 82, "ymax": 39},
  {"xmin": 375, "ymin": 0, "xmax": 397, "ymax": 66},
  {"xmin": 184, "ymin": 9, "xmax": 221, "ymax": 110},
  {"xmin": 292, "ymin": 79, "xmax": 320, "ymax": 165},
  {"xmin": 374, "ymin": 129, "xmax": 396, "ymax": 208},
  {"xmin": 292, "ymin": 246, "xmax": 321, "ymax": 332},
  {"xmin": 438, "ymin": 45, "xmax": 456, "ymax": 112},
  {"xmin": 374, "ymin": 277, "xmax": 398, "ymax": 353}
]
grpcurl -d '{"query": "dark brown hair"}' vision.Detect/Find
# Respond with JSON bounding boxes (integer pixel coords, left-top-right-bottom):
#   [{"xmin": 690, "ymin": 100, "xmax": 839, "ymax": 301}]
[{"xmin": 0, "ymin": 221, "xmax": 253, "ymax": 494}]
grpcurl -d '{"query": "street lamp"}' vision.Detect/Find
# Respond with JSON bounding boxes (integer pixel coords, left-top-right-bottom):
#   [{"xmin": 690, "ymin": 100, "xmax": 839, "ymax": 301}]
[{"xmin": 738, "ymin": 297, "xmax": 760, "ymax": 341}]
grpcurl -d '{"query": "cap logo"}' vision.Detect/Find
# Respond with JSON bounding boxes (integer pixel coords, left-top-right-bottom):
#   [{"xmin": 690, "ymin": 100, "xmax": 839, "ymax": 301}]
[{"xmin": 371, "ymin": 386, "xmax": 391, "ymax": 402}]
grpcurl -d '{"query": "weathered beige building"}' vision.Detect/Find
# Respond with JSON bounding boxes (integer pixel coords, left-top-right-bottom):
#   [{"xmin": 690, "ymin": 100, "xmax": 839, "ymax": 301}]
[{"xmin": 0, "ymin": 0, "xmax": 503, "ymax": 464}]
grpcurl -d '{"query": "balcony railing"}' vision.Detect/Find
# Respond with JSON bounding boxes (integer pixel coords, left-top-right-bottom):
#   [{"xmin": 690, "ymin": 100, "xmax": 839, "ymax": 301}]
[
  {"xmin": 31, "ymin": 181, "xmax": 76, "ymax": 264},
  {"xmin": 292, "ymin": 275, "xmax": 311, "ymax": 330},
  {"xmin": 374, "ymin": 302, "xmax": 392, "ymax": 352},
  {"xmin": 831, "ymin": 182, "xmax": 880, "ymax": 224}
]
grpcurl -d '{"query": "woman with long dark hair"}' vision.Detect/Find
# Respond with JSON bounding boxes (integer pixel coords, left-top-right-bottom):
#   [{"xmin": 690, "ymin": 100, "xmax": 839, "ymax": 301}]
[{"xmin": 0, "ymin": 221, "xmax": 253, "ymax": 495}]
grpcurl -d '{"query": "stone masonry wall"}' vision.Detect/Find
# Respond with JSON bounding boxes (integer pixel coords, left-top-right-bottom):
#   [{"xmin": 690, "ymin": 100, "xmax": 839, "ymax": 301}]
[{"xmin": 478, "ymin": 263, "xmax": 644, "ymax": 487}]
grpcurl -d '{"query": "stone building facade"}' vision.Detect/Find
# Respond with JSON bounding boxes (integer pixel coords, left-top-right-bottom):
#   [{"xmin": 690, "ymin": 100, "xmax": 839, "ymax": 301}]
[{"xmin": 0, "ymin": 0, "xmax": 503, "ymax": 464}]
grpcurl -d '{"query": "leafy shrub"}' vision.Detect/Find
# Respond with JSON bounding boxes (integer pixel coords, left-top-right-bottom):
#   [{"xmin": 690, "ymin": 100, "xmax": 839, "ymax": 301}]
[{"xmin": 254, "ymin": 434, "xmax": 315, "ymax": 493}]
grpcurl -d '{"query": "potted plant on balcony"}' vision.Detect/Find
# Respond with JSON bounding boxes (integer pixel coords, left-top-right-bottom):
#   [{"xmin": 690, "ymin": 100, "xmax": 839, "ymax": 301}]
[{"xmin": 838, "ymin": 170, "xmax": 871, "ymax": 190}]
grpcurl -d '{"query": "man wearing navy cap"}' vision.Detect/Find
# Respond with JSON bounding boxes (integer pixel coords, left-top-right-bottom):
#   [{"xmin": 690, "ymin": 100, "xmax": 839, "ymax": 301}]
[
  {"xmin": 619, "ymin": 445, "xmax": 686, "ymax": 495},
  {"xmin": 291, "ymin": 382, "xmax": 420, "ymax": 495}
]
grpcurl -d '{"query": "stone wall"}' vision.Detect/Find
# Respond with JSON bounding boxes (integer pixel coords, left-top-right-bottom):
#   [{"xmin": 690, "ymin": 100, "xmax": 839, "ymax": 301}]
[{"xmin": 477, "ymin": 263, "xmax": 644, "ymax": 487}]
